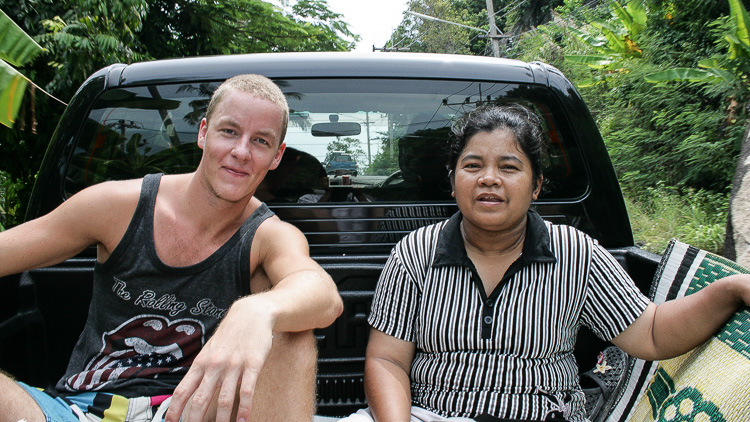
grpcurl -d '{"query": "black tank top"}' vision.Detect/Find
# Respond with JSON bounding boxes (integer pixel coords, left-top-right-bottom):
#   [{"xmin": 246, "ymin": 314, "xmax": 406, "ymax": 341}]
[{"xmin": 56, "ymin": 173, "xmax": 274, "ymax": 396}]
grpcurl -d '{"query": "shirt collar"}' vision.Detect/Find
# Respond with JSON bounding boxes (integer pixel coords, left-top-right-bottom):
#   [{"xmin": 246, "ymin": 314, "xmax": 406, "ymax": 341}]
[{"xmin": 432, "ymin": 209, "xmax": 557, "ymax": 268}]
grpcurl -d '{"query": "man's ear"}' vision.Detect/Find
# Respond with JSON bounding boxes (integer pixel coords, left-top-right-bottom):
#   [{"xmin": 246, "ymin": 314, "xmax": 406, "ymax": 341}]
[
  {"xmin": 269, "ymin": 142, "xmax": 287, "ymax": 171},
  {"xmin": 197, "ymin": 118, "xmax": 208, "ymax": 150}
]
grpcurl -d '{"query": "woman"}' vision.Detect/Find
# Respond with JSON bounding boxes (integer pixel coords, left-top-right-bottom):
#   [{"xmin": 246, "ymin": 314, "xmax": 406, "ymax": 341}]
[{"xmin": 343, "ymin": 104, "xmax": 750, "ymax": 422}]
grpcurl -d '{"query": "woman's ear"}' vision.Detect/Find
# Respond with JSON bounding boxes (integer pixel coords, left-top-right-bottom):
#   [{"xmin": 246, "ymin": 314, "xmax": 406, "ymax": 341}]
[
  {"xmin": 532, "ymin": 175, "xmax": 543, "ymax": 200},
  {"xmin": 449, "ymin": 170, "xmax": 455, "ymax": 197}
]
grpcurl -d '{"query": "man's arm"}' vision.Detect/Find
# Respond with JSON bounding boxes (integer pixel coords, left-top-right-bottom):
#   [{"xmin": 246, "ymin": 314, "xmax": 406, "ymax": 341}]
[
  {"xmin": 364, "ymin": 328, "xmax": 416, "ymax": 422},
  {"xmin": 247, "ymin": 216, "xmax": 344, "ymax": 331},
  {"xmin": 166, "ymin": 217, "xmax": 343, "ymax": 422},
  {"xmin": 613, "ymin": 273, "xmax": 750, "ymax": 361},
  {"xmin": 0, "ymin": 180, "xmax": 139, "ymax": 277}
]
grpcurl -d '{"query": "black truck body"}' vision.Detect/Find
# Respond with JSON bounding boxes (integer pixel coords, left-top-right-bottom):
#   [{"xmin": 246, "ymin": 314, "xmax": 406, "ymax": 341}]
[{"xmin": 0, "ymin": 52, "xmax": 660, "ymax": 417}]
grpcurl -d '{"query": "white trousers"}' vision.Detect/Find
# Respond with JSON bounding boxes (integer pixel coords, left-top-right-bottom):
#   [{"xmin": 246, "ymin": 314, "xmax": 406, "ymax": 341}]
[{"xmin": 339, "ymin": 406, "xmax": 475, "ymax": 422}]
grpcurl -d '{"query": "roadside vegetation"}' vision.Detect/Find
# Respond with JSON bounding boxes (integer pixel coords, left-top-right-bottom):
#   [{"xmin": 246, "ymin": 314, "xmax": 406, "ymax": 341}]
[
  {"xmin": 386, "ymin": 0, "xmax": 747, "ymax": 256},
  {"xmin": 625, "ymin": 186, "xmax": 729, "ymax": 255}
]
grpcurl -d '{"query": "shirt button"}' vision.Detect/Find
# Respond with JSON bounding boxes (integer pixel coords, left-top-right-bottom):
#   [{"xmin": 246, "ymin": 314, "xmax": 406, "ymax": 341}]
[
  {"xmin": 483, "ymin": 316, "xmax": 493, "ymax": 324},
  {"xmin": 486, "ymin": 300, "xmax": 493, "ymax": 307}
]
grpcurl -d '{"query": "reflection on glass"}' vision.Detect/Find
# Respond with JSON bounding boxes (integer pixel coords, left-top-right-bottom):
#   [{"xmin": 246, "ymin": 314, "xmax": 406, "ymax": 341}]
[{"xmin": 67, "ymin": 79, "xmax": 588, "ymax": 203}]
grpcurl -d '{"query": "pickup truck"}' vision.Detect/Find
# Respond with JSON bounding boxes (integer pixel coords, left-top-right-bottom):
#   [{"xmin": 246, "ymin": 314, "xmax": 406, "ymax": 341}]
[{"xmin": 0, "ymin": 52, "xmax": 660, "ymax": 419}]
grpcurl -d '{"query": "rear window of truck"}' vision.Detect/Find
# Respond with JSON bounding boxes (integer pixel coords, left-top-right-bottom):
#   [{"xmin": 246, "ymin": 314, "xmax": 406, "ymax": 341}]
[{"xmin": 65, "ymin": 78, "xmax": 588, "ymax": 203}]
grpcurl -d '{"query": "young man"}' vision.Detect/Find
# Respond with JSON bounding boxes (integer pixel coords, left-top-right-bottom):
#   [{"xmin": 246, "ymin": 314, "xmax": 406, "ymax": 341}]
[{"xmin": 0, "ymin": 74, "xmax": 343, "ymax": 422}]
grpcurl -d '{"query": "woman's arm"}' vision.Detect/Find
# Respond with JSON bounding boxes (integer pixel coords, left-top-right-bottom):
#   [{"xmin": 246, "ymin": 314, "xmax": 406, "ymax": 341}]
[
  {"xmin": 613, "ymin": 274, "xmax": 750, "ymax": 360},
  {"xmin": 365, "ymin": 328, "xmax": 417, "ymax": 422}
]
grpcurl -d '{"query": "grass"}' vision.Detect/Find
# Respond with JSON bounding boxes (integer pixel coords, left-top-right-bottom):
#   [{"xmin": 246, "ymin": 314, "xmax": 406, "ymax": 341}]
[{"xmin": 624, "ymin": 184, "xmax": 729, "ymax": 255}]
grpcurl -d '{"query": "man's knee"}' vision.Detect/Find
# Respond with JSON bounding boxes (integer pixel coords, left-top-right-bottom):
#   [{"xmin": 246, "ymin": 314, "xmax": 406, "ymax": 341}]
[
  {"xmin": 252, "ymin": 330, "xmax": 318, "ymax": 420},
  {"xmin": 269, "ymin": 330, "xmax": 317, "ymax": 364}
]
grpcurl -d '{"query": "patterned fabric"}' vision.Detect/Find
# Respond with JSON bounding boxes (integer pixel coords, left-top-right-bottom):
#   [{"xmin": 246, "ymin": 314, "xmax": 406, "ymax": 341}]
[
  {"xmin": 368, "ymin": 210, "xmax": 650, "ymax": 421},
  {"xmin": 607, "ymin": 239, "xmax": 750, "ymax": 422}
]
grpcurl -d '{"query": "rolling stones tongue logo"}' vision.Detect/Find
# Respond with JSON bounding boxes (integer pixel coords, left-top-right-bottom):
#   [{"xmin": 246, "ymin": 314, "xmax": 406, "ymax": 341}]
[{"xmin": 65, "ymin": 315, "xmax": 204, "ymax": 391}]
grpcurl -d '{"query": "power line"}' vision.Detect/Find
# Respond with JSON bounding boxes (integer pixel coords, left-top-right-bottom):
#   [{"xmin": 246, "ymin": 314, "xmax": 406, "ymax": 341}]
[{"xmin": 378, "ymin": 0, "xmax": 633, "ymax": 57}]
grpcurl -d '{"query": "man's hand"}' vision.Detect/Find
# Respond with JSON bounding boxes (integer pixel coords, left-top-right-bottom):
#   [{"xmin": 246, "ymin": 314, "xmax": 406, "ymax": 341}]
[{"xmin": 165, "ymin": 296, "xmax": 277, "ymax": 422}]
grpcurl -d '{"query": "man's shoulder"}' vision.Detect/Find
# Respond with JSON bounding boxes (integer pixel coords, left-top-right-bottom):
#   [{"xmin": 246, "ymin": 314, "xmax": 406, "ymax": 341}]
[
  {"xmin": 254, "ymin": 208, "xmax": 305, "ymax": 245},
  {"xmin": 71, "ymin": 177, "xmax": 144, "ymax": 210}
]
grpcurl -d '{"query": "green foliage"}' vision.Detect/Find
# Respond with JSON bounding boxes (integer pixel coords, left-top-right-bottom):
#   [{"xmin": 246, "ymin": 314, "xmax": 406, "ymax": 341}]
[
  {"xmin": 38, "ymin": 0, "xmax": 149, "ymax": 94},
  {"xmin": 140, "ymin": 0, "xmax": 356, "ymax": 59},
  {"xmin": 0, "ymin": 170, "xmax": 26, "ymax": 230},
  {"xmin": 598, "ymin": 62, "xmax": 742, "ymax": 192},
  {"xmin": 513, "ymin": 0, "xmax": 747, "ymax": 196},
  {"xmin": 289, "ymin": 0, "xmax": 359, "ymax": 51},
  {"xmin": 625, "ymin": 184, "xmax": 729, "ymax": 254},
  {"xmin": 642, "ymin": 1, "xmax": 749, "ymax": 100},
  {"xmin": 562, "ymin": 0, "xmax": 647, "ymax": 88}
]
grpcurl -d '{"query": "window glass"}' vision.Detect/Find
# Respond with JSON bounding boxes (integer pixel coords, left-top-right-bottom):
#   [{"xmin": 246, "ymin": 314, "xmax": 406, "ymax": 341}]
[{"xmin": 65, "ymin": 79, "xmax": 588, "ymax": 202}]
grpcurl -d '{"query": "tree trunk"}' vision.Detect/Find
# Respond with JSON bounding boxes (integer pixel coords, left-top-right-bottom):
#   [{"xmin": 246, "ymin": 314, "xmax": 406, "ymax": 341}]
[{"xmin": 723, "ymin": 121, "xmax": 750, "ymax": 267}]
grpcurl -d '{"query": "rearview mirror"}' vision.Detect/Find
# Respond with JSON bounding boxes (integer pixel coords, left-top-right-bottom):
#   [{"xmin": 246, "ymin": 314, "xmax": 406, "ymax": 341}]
[{"xmin": 311, "ymin": 122, "xmax": 362, "ymax": 137}]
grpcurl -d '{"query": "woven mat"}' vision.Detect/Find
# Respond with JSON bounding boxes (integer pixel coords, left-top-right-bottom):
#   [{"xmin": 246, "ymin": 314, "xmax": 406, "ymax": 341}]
[{"xmin": 606, "ymin": 239, "xmax": 750, "ymax": 422}]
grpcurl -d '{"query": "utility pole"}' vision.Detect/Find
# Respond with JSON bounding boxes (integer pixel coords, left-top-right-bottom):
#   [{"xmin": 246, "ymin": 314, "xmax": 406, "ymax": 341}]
[
  {"xmin": 401, "ymin": 10, "xmax": 504, "ymax": 58},
  {"xmin": 365, "ymin": 112, "xmax": 371, "ymax": 165},
  {"xmin": 485, "ymin": 0, "xmax": 501, "ymax": 58}
]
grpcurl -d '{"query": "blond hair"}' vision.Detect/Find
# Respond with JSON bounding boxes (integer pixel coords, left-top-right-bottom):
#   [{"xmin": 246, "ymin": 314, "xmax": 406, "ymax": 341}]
[{"xmin": 205, "ymin": 74, "xmax": 289, "ymax": 142}]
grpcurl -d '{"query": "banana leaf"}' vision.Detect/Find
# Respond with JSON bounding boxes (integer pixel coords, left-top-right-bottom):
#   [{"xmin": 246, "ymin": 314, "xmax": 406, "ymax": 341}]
[
  {"xmin": 0, "ymin": 9, "xmax": 43, "ymax": 128},
  {"xmin": 0, "ymin": 9, "xmax": 42, "ymax": 67},
  {"xmin": 565, "ymin": 55, "xmax": 614, "ymax": 68},
  {"xmin": 0, "ymin": 60, "xmax": 28, "ymax": 128},
  {"xmin": 645, "ymin": 68, "xmax": 720, "ymax": 83},
  {"xmin": 729, "ymin": 0, "xmax": 750, "ymax": 48}
]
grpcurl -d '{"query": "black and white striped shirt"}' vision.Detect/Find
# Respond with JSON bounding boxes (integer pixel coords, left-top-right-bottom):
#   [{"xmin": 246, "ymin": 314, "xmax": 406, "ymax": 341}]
[{"xmin": 368, "ymin": 210, "xmax": 649, "ymax": 421}]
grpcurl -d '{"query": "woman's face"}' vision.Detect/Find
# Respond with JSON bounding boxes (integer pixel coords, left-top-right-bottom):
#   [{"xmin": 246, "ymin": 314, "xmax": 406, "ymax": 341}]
[{"xmin": 452, "ymin": 128, "xmax": 542, "ymax": 234}]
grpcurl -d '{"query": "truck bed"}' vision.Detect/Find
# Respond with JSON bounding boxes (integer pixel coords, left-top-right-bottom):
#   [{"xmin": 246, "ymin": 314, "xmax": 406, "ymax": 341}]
[{"xmin": 0, "ymin": 245, "xmax": 659, "ymax": 416}]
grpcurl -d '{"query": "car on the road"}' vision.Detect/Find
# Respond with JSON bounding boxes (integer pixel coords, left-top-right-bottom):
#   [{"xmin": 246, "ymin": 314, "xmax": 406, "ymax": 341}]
[{"xmin": 323, "ymin": 151, "xmax": 358, "ymax": 176}]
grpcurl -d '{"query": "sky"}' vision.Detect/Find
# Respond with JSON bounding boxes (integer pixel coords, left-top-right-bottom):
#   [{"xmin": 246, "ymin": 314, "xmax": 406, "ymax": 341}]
[{"xmin": 320, "ymin": 0, "xmax": 410, "ymax": 52}]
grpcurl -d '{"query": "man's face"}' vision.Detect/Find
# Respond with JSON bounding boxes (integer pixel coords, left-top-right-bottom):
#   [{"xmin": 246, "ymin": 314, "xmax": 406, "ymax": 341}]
[{"xmin": 196, "ymin": 90, "xmax": 286, "ymax": 203}]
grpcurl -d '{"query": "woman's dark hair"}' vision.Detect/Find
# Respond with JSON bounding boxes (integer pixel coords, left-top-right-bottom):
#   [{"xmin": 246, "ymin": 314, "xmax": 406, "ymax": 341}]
[{"xmin": 448, "ymin": 104, "xmax": 550, "ymax": 182}]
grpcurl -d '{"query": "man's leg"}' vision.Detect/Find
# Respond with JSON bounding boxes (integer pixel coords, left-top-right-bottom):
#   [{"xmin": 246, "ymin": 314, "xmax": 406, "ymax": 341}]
[
  {"xmin": 181, "ymin": 330, "xmax": 318, "ymax": 421},
  {"xmin": 250, "ymin": 330, "xmax": 317, "ymax": 422},
  {"xmin": 0, "ymin": 371, "xmax": 46, "ymax": 422}
]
